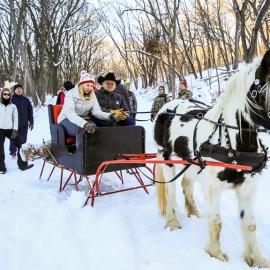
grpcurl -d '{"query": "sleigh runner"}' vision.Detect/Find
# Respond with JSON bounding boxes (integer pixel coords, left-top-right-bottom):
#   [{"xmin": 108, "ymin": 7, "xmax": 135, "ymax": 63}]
[{"xmin": 36, "ymin": 146, "xmax": 254, "ymax": 207}]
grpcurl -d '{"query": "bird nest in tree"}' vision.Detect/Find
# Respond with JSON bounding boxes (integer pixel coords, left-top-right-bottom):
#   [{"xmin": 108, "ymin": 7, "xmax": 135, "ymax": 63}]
[{"xmin": 144, "ymin": 33, "xmax": 166, "ymax": 55}]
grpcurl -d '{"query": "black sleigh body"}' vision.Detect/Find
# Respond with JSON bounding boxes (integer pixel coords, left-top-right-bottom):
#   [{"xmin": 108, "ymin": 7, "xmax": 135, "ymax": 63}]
[{"xmin": 48, "ymin": 105, "xmax": 146, "ymax": 175}]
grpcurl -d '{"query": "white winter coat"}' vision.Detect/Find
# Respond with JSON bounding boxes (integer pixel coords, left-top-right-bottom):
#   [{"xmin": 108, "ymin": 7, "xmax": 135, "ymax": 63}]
[
  {"xmin": 57, "ymin": 85, "xmax": 110, "ymax": 127},
  {"xmin": 0, "ymin": 102, "xmax": 18, "ymax": 130}
]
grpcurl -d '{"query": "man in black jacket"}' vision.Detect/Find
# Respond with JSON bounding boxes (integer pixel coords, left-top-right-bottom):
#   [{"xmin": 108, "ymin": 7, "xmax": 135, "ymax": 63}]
[
  {"xmin": 9, "ymin": 83, "xmax": 34, "ymax": 158},
  {"xmin": 95, "ymin": 73, "xmax": 134, "ymax": 127}
]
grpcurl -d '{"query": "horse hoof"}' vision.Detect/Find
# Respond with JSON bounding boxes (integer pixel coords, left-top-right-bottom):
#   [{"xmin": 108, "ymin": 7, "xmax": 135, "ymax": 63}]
[
  {"xmin": 164, "ymin": 219, "xmax": 181, "ymax": 231},
  {"xmin": 205, "ymin": 247, "xmax": 229, "ymax": 262},
  {"xmin": 187, "ymin": 208, "xmax": 200, "ymax": 218},
  {"xmin": 244, "ymin": 255, "xmax": 270, "ymax": 268}
]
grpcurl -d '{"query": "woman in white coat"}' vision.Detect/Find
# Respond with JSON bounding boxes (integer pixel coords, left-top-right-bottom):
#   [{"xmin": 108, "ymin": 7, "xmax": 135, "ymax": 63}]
[
  {"xmin": 0, "ymin": 88, "xmax": 33, "ymax": 174},
  {"xmin": 58, "ymin": 71, "xmax": 123, "ymax": 136}
]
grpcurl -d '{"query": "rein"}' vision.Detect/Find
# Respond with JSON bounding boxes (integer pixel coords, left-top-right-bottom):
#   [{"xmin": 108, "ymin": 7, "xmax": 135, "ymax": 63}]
[
  {"xmin": 163, "ymin": 112, "xmax": 269, "ymax": 133},
  {"xmin": 116, "ymin": 154, "xmax": 201, "ymax": 184},
  {"xmin": 131, "ymin": 109, "xmax": 269, "ymax": 133}
]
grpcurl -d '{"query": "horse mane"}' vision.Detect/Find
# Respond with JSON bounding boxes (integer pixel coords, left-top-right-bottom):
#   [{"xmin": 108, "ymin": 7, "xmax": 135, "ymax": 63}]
[{"xmin": 209, "ymin": 60, "xmax": 261, "ymax": 126}]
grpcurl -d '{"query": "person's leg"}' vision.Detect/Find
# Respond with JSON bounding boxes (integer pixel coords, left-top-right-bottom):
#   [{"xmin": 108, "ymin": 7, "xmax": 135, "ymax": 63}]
[
  {"xmin": 129, "ymin": 118, "xmax": 136, "ymax": 126},
  {"xmin": 60, "ymin": 119, "xmax": 81, "ymax": 136},
  {"xmin": 0, "ymin": 129, "xmax": 6, "ymax": 171},
  {"xmin": 19, "ymin": 125, "xmax": 28, "ymax": 144},
  {"xmin": 9, "ymin": 140, "xmax": 16, "ymax": 156},
  {"xmin": 118, "ymin": 117, "xmax": 135, "ymax": 126},
  {"xmin": 9, "ymin": 125, "xmax": 28, "ymax": 156},
  {"xmin": 132, "ymin": 113, "xmax": 136, "ymax": 126},
  {"xmin": 6, "ymin": 131, "xmax": 33, "ymax": 170},
  {"xmin": 91, "ymin": 116, "xmax": 114, "ymax": 127}
]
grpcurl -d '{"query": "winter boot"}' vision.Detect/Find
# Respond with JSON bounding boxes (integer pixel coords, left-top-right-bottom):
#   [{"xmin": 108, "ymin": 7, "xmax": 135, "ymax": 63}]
[
  {"xmin": 19, "ymin": 164, "xmax": 34, "ymax": 171},
  {"xmin": 17, "ymin": 149, "xmax": 34, "ymax": 171},
  {"xmin": 0, "ymin": 168, "xmax": 6, "ymax": 174}
]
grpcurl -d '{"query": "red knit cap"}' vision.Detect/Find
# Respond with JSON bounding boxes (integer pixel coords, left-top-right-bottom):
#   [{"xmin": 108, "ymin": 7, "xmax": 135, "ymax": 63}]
[{"xmin": 180, "ymin": 78, "xmax": 188, "ymax": 88}]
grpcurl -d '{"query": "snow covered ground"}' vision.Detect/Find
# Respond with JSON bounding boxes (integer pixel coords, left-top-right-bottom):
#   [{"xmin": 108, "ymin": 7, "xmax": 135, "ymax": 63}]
[{"xmin": 1, "ymin": 81, "xmax": 270, "ymax": 270}]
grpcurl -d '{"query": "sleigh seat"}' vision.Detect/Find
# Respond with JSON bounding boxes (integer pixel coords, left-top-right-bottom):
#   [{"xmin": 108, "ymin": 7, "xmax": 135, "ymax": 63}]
[
  {"xmin": 49, "ymin": 105, "xmax": 76, "ymax": 145},
  {"xmin": 47, "ymin": 104, "xmax": 145, "ymax": 175}
]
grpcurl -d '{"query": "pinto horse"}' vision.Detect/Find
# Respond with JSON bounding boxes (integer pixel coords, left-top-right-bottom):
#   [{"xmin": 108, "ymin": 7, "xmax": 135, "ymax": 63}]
[{"xmin": 154, "ymin": 50, "xmax": 270, "ymax": 267}]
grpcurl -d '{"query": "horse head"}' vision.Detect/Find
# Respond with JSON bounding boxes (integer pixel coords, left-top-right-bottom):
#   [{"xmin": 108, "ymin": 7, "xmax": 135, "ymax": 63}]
[{"xmin": 248, "ymin": 50, "xmax": 270, "ymax": 130}]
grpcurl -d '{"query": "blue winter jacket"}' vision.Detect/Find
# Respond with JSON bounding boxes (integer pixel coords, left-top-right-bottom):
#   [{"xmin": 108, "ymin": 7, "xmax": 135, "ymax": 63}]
[{"xmin": 12, "ymin": 94, "xmax": 34, "ymax": 127}]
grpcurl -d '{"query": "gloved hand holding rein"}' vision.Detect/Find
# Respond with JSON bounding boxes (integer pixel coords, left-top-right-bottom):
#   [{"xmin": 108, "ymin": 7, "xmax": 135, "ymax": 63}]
[
  {"xmin": 110, "ymin": 113, "xmax": 119, "ymax": 122},
  {"xmin": 118, "ymin": 109, "xmax": 128, "ymax": 121},
  {"xmin": 110, "ymin": 109, "xmax": 128, "ymax": 121}
]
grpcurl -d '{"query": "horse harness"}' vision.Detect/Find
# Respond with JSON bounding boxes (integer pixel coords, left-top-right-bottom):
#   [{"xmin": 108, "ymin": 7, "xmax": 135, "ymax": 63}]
[
  {"xmin": 123, "ymin": 84, "xmax": 269, "ymax": 184},
  {"xmin": 194, "ymin": 113, "xmax": 268, "ymax": 175},
  {"xmin": 150, "ymin": 97, "xmax": 268, "ymax": 184},
  {"xmin": 171, "ymin": 89, "xmax": 269, "ymax": 177}
]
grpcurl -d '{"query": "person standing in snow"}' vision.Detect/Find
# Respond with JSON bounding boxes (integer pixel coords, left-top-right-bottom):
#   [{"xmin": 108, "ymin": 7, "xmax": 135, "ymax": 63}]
[
  {"xmin": 150, "ymin": 85, "xmax": 170, "ymax": 121},
  {"xmin": 178, "ymin": 81, "xmax": 193, "ymax": 100},
  {"xmin": 124, "ymin": 80, "xmax": 137, "ymax": 122},
  {"xmin": 0, "ymin": 88, "xmax": 33, "ymax": 174},
  {"xmin": 9, "ymin": 83, "xmax": 34, "ymax": 159},
  {"xmin": 56, "ymin": 81, "xmax": 75, "ymax": 105},
  {"xmin": 58, "ymin": 71, "xmax": 124, "ymax": 136}
]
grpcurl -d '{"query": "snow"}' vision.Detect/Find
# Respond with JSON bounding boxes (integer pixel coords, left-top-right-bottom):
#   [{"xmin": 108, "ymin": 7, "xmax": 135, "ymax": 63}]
[{"xmin": 1, "ymin": 79, "xmax": 270, "ymax": 270}]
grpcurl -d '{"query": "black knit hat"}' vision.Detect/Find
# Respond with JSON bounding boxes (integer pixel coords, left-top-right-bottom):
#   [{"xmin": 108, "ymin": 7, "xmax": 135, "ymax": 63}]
[
  {"xmin": 97, "ymin": 72, "xmax": 121, "ymax": 85},
  {"xmin": 63, "ymin": 81, "xmax": 75, "ymax": 91},
  {"xmin": 13, "ymin": 83, "xmax": 23, "ymax": 91}
]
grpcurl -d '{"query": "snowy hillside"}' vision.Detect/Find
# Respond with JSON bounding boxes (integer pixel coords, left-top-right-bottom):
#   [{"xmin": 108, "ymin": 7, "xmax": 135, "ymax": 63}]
[{"xmin": 1, "ymin": 86, "xmax": 270, "ymax": 270}]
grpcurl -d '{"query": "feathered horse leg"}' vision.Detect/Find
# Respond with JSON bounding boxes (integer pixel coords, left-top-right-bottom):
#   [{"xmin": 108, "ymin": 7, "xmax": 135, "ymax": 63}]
[
  {"xmin": 204, "ymin": 176, "xmax": 228, "ymax": 262},
  {"xmin": 236, "ymin": 178, "xmax": 270, "ymax": 268},
  {"xmin": 181, "ymin": 176, "xmax": 200, "ymax": 217}
]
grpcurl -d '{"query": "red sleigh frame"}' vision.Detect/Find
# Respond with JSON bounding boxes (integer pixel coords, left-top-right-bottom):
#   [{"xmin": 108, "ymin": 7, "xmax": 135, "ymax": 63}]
[{"xmin": 39, "ymin": 153, "xmax": 252, "ymax": 207}]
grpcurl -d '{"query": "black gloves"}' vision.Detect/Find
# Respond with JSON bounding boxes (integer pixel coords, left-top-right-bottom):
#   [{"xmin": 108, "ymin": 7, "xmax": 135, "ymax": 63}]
[
  {"xmin": 83, "ymin": 123, "xmax": 95, "ymax": 134},
  {"xmin": 10, "ymin": 130, "xmax": 18, "ymax": 140}
]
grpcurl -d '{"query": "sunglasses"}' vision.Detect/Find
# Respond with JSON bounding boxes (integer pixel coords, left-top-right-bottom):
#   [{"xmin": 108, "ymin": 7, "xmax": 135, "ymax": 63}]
[{"xmin": 2, "ymin": 93, "xmax": 10, "ymax": 97}]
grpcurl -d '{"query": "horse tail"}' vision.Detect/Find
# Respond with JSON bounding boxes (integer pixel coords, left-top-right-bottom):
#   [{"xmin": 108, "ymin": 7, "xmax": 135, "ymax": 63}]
[{"xmin": 155, "ymin": 157, "xmax": 167, "ymax": 217}]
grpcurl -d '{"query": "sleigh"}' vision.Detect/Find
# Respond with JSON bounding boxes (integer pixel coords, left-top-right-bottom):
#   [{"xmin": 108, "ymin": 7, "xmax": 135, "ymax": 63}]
[
  {"xmin": 39, "ymin": 105, "xmax": 255, "ymax": 207},
  {"xmin": 39, "ymin": 105, "xmax": 155, "ymax": 206}
]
